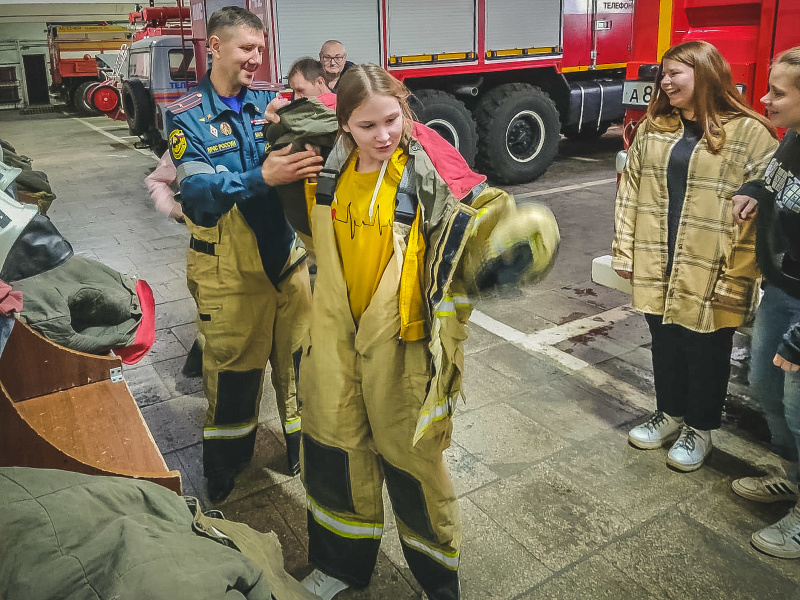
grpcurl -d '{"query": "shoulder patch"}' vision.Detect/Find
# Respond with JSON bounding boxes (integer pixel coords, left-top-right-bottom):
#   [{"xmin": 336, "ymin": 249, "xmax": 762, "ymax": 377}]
[
  {"xmin": 169, "ymin": 129, "xmax": 187, "ymax": 160},
  {"xmin": 167, "ymin": 92, "xmax": 203, "ymax": 114}
]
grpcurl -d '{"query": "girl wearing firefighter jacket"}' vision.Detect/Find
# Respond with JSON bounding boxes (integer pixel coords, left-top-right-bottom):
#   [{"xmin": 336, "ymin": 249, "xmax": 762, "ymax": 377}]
[{"xmin": 267, "ymin": 65, "xmax": 560, "ymax": 600}]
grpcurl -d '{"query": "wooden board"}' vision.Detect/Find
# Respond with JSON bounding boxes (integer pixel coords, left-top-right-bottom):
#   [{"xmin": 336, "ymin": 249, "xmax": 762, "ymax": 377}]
[
  {"xmin": 0, "ymin": 319, "xmax": 181, "ymax": 494},
  {"xmin": 0, "ymin": 319, "xmax": 120, "ymax": 401},
  {"xmin": 0, "ymin": 382, "xmax": 181, "ymax": 493}
]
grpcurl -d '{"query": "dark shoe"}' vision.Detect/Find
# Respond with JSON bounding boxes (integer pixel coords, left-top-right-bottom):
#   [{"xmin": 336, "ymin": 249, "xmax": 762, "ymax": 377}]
[
  {"xmin": 285, "ymin": 432, "xmax": 301, "ymax": 476},
  {"xmin": 207, "ymin": 472, "xmax": 235, "ymax": 504},
  {"xmin": 181, "ymin": 339, "xmax": 203, "ymax": 378}
]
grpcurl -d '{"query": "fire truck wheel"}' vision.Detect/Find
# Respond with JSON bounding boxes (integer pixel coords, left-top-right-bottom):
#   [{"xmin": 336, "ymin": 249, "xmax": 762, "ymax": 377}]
[
  {"xmin": 122, "ymin": 80, "xmax": 153, "ymax": 137},
  {"xmin": 474, "ymin": 83, "xmax": 560, "ymax": 184},
  {"xmin": 563, "ymin": 121, "xmax": 611, "ymax": 141},
  {"xmin": 411, "ymin": 90, "xmax": 478, "ymax": 166},
  {"xmin": 74, "ymin": 81, "xmax": 101, "ymax": 116}
]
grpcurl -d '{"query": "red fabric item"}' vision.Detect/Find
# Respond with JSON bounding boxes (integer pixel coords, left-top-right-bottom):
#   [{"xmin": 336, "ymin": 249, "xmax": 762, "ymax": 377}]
[
  {"xmin": 115, "ymin": 279, "xmax": 156, "ymax": 365},
  {"xmin": 0, "ymin": 280, "xmax": 22, "ymax": 316},
  {"xmin": 411, "ymin": 122, "xmax": 486, "ymax": 200},
  {"xmin": 317, "ymin": 92, "xmax": 337, "ymax": 110}
]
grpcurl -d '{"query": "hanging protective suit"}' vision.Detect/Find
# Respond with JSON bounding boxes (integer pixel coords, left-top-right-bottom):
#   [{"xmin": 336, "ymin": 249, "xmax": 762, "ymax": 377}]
[
  {"xmin": 165, "ymin": 74, "xmax": 312, "ymax": 490},
  {"xmin": 269, "ymin": 97, "xmax": 559, "ymax": 600}
]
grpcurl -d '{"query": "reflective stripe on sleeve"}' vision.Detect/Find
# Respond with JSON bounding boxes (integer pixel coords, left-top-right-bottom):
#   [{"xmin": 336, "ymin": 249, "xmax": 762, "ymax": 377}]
[
  {"xmin": 307, "ymin": 496, "xmax": 383, "ymax": 540},
  {"xmin": 413, "ymin": 395, "xmax": 456, "ymax": 440},
  {"xmin": 453, "ymin": 295, "xmax": 471, "ymax": 308},
  {"xmin": 203, "ymin": 422, "xmax": 257, "ymax": 440},
  {"xmin": 284, "ymin": 417, "xmax": 301, "ymax": 434},
  {"xmin": 176, "ymin": 160, "xmax": 216, "ymax": 184},
  {"xmin": 435, "ymin": 295, "xmax": 456, "ymax": 317}
]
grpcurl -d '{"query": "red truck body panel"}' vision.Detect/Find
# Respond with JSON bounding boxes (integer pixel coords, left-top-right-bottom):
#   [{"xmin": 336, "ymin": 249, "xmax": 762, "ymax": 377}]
[
  {"xmin": 623, "ymin": 0, "xmax": 800, "ymax": 144},
  {"xmin": 187, "ymin": 0, "xmax": 633, "ymax": 82}
]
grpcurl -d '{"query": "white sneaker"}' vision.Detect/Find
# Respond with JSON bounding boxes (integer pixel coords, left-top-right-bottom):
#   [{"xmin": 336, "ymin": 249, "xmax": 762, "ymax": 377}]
[
  {"xmin": 301, "ymin": 569, "xmax": 349, "ymax": 600},
  {"xmin": 666, "ymin": 426, "xmax": 711, "ymax": 472},
  {"xmin": 732, "ymin": 475, "xmax": 799, "ymax": 504},
  {"xmin": 751, "ymin": 506, "xmax": 800, "ymax": 559},
  {"xmin": 628, "ymin": 410, "xmax": 684, "ymax": 449}
]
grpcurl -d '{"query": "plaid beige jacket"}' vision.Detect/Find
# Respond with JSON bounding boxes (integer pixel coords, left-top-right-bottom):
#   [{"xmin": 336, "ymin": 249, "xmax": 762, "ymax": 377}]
[{"xmin": 612, "ymin": 114, "xmax": 778, "ymax": 332}]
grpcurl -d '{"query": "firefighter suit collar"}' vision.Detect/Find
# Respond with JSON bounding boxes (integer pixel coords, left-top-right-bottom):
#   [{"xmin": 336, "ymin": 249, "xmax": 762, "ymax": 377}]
[{"xmin": 198, "ymin": 71, "xmax": 265, "ymax": 120}]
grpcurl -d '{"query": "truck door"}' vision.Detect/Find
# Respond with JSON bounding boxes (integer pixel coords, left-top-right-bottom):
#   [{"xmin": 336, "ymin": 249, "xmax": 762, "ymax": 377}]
[
  {"xmin": 272, "ymin": 0, "xmax": 380, "ymax": 81},
  {"xmin": 592, "ymin": 0, "xmax": 634, "ymax": 68}
]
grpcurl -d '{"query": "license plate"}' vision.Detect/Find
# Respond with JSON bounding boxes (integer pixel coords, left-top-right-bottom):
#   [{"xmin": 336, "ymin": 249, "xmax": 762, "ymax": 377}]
[{"xmin": 622, "ymin": 80, "xmax": 655, "ymax": 107}]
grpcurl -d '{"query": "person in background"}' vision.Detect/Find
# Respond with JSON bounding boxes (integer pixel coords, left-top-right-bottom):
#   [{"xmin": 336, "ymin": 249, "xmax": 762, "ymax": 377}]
[
  {"xmin": 145, "ymin": 151, "xmax": 183, "ymax": 222},
  {"xmin": 613, "ymin": 40, "xmax": 777, "ymax": 472},
  {"xmin": 144, "ymin": 152, "xmax": 207, "ymax": 378},
  {"xmin": 287, "ymin": 57, "xmax": 330, "ymax": 99},
  {"xmin": 730, "ymin": 46, "xmax": 800, "ymax": 560},
  {"xmin": 165, "ymin": 6, "xmax": 322, "ymax": 502},
  {"xmin": 318, "ymin": 40, "xmax": 354, "ymax": 92}
]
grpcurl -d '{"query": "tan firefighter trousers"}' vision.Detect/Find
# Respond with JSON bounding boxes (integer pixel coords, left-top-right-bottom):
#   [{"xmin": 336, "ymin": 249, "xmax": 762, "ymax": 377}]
[
  {"xmin": 300, "ymin": 203, "xmax": 460, "ymax": 600},
  {"xmin": 186, "ymin": 206, "xmax": 311, "ymax": 478}
]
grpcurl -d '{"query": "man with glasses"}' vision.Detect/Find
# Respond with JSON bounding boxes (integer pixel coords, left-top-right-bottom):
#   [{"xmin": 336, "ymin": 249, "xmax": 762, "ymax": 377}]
[{"xmin": 318, "ymin": 40, "xmax": 354, "ymax": 92}]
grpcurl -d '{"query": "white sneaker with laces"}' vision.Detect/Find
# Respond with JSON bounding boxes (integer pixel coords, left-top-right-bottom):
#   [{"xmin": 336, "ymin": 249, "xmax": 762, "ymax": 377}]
[
  {"xmin": 732, "ymin": 475, "xmax": 799, "ymax": 503},
  {"xmin": 751, "ymin": 506, "xmax": 800, "ymax": 559},
  {"xmin": 301, "ymin": 569, "xmax": 349, "ymax": 600},
  {"xmin": 666, "ymin": 426, "xmax": 711, "ymax": 471},
  {"xmin": 628, "ymin": 410, "xmax": 684, "ymax": 449}
]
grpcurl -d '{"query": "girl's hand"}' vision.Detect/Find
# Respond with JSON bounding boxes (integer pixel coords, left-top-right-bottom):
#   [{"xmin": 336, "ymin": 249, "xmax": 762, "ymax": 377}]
[
  {"xmin": 305, "ymin": 144, "xmax": 321, "ymax": 183},
  {"xmin": 732, "ymin": 194, "xmax": 758, "ymax": 224},
  {"xmin": 774, "ymin": 353, "xmax": 800, "ymax": 372}
]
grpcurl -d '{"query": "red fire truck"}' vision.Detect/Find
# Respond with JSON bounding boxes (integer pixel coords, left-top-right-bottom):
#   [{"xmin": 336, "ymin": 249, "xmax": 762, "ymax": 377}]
[
  {"xmin": 621, "ymin": 0, "xmax": 800, "ymax": 148},
  {"xmin": 46, "ymin": 23, "xmax": 131, "ymax": 114},
  {"xmin": 185, "ymin": 0, "xmax": 634, "ymax": 184}
]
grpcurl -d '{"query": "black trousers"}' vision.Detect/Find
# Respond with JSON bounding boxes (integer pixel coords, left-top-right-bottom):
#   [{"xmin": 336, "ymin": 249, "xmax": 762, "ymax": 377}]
[{"xmin": 645, "ymin": 313, "xmax": 736, "ymax": 430}]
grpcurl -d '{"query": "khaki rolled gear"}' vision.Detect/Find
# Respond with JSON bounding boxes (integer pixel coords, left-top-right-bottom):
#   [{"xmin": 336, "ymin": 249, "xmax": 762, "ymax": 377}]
[
  {"xmin": 185, "ymin": 205, "xmax": 311, "ymax": 481},
  {"xmin": 264, "ymin": 97, "xmax": 339, "ymax": 239}
]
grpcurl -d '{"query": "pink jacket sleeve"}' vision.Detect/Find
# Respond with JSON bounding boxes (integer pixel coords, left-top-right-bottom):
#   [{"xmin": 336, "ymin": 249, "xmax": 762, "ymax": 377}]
[{"xmin": 145, "ymin": 152, "xmax": 179, "ymax": 217}]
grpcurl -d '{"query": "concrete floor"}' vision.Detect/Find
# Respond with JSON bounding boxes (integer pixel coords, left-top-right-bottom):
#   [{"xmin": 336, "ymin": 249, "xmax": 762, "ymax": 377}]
[{"xmin": 2, "ymin": 108, "xmax": 798, "ymax": 600}]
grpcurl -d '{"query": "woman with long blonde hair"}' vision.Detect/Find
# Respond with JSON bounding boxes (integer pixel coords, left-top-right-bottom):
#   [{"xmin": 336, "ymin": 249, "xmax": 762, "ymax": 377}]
[{"xmin": 286, "ymin": 64, "xmax": 559, "ymax": 599}]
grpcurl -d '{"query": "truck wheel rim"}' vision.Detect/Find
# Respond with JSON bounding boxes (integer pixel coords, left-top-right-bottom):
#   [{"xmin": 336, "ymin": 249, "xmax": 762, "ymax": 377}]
[
  {"xmin": 505, "ymin": 110, "xmax": 545, "ymax": 163},
  {"xmin": 426, "ymin": 118, "xmax": 460, "ymax": 149},
  {"xmin": 94, "ymin": 88, "xmax": 119, "ymax": 112}
]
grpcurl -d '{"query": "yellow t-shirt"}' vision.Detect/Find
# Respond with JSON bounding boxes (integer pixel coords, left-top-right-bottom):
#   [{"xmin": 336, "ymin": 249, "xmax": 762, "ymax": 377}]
[{"xmin": 333, "ymin": 147, "xmax": 408, "ymax": 325}]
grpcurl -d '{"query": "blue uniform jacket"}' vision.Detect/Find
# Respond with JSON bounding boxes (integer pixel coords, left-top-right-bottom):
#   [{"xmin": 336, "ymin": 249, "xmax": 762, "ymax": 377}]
[{"xmin": 165, "ymin": 73, "xmax": 296, "ymax": 284}]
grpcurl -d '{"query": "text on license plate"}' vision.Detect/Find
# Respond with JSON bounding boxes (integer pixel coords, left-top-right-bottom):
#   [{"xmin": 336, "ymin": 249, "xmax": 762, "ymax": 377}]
[{"xmin": 622, "ymin": 80, "xmax": 654, "ymax": 107}]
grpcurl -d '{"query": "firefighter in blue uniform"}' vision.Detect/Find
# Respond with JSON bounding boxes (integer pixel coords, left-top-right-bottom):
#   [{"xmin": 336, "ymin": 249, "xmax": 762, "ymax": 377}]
[{"xmin": 165, "ymin": 6, "xmax": 322, "ymax": 502}]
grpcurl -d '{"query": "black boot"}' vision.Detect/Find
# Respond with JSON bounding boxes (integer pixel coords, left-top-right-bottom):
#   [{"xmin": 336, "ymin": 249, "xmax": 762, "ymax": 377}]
[
  {"xmin": 181, "ymin": 338, "xmax": 203, "ymax": 378},
  {"xmin": 206, "ymin": 471, "xmax": 235, "ymax": 504},
  {"xmin": 285, "ymin": 431, "xmax": 301, "ymax": 476}
]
